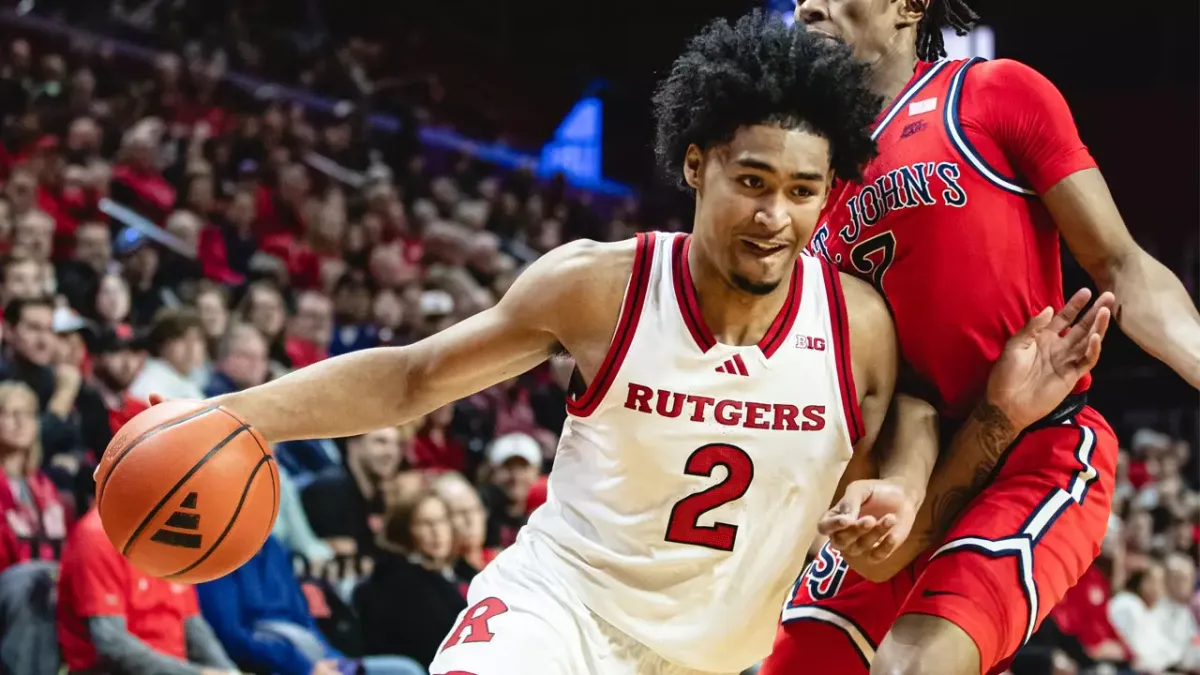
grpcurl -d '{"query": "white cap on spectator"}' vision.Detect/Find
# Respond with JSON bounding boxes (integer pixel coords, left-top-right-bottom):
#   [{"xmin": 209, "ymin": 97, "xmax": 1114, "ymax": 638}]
[
  {"xmin": 421, "ymin": 289, "xmax": 455, "ymax": 317},
  {"xmin": 52, "ymin": 307, "xmax": 88, "ymax": 334},
  {"xmin": 488, "ymin": 433, "xmax": 542, "ymax": 467},
  {"xmin": 1131, "ymin": 428, "xmax": 1172, "ymax": 453}
]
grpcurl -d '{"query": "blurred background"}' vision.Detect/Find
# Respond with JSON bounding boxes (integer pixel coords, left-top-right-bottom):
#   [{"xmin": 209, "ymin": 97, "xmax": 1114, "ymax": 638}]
[{"xmin": 0, "ymin": 0, "xmax": 1191, "ymax": 674}]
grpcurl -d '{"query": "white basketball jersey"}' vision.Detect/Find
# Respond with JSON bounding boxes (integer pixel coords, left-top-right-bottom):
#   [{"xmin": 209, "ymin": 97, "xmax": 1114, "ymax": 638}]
[{"xmin": 521, "ymin": 231, "xmax": 864, "ymax": 672}]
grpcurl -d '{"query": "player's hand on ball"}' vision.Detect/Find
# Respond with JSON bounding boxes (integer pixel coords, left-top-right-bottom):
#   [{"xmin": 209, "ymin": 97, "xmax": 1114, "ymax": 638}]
[
  {"xmin": 988, "ymin": 288, "xmax": 1113, "ymax": 430},
  {"xmin": 818, "ymin": 479, "xmax": 917, "ymax": 561}
]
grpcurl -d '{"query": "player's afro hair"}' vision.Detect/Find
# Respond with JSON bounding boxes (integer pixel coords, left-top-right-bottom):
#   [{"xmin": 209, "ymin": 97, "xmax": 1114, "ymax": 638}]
[{"xmin": 653, "ymin": 10, "xmax": 881, "ymax": 190}]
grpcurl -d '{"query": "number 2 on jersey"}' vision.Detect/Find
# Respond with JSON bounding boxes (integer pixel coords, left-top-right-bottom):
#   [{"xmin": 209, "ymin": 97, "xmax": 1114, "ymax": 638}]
[{"xmin": 664, "ymin": 443, "xmax": 754, "ymax": 552}]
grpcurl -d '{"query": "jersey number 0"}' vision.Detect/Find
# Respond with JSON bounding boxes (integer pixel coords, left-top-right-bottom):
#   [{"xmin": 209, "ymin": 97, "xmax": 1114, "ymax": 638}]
[{"xmin": 664, "ymin": 443, "xmax": 754, "ymax": 552}]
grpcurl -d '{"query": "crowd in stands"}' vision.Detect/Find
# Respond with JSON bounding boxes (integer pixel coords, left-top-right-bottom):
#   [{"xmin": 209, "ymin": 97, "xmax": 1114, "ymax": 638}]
[{"xmin": 0, "ymin": 6, "xmax": 1191, "ymax": 675}]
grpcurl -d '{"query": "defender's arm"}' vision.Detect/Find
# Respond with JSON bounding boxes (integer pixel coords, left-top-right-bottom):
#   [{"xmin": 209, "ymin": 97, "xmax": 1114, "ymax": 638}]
[
  {"xmin": 969, "ymin": 59, "xmax": 1200, "ymax": 388},
  {"xmin": 1046, "ymin": 170, "xmax": 1200, "ymax": 389},
  {"xmin": 215, "ymin": 239, "xmax": 620, "ymax": 443}
]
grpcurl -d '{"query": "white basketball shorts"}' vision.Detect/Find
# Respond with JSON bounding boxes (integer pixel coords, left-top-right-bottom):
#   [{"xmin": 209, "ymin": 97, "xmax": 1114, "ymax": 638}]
[{"xmin": 428, "ymin": 540, "xmax": 732, "ymax": 675}]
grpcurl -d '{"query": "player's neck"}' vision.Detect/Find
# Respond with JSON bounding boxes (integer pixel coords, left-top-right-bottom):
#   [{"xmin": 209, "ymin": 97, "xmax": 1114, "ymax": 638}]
[
  {"xmin": 870, "ymin": 45, "xmax": 922, "ymax": 111},
  {"xmin": 687, "ymin": 245, "xmax": 795, "ymax": 348}
]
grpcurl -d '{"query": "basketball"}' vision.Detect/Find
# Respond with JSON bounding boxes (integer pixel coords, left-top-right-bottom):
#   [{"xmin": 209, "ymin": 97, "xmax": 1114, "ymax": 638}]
[{"xmin": 94, "ymin": 400, "xmax": 280, "ymax": 584}]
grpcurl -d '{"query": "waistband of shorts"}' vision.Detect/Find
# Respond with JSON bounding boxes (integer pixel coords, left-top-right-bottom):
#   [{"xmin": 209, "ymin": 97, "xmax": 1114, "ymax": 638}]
[{"xmin": 1027, "ymin": 391, "xmax": 1088, "ymax": 432}]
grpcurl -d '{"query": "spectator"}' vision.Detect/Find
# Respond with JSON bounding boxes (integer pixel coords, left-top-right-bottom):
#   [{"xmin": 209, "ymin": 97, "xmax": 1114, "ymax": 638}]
[
  {"xmin": 285, "ymin": 289, "xmax": 333, "ymax": 369},
  {"xmin": 209, "ymin": 188, "xmax": 259, "ymax": 280},
  {"xmin": 328, "ymin": 269, "xmax": 378, "ymax": 356},
  {"xmin": 57, "ymin": 508, "xmax": 239, "ymax": 675},
  {"xmin": 93, "ymin": 272, "xmax": 133, "ymax": 330},
  {"xmin": 1109, "ymin": 558, "xmax": 1179, "ymax": 673},
  {"xmin": 409, "ymin": 405, "xmax": 466, "ymax": 474},
  {"xmin": 0, "ymin": 297, "xmax": 102, "ymax": 483},
  {"xmin": 431, "ymin": 471, "xmax": 497, "ymax": 574},
  {"xmin": 271, "ymin": 467, "xmax": 335, "ymax": 567},
  {"xmin": 355, "ymin": 488, "xmax": 469, "ymax": 668},
  {"xmin": 194, "ymin": 283, "xmax": 230, "ymax": 360},
  {"xmin": 55, "ymin": 220, "xmax": 112, "ymax": 315},
  {"xmin": 197, "ymin": 535, "xmax": 425, "ymax": 675},
  {"xmin": 86, "ymin": 324, "xmax": 150, "ymax": 437},
  {"xmin": 1153, "ymin": 553, "xmax": 1200, "ymax": 672},
  {"xmin": 301, "ymin": 427, "xmax": 405, "ymax": 558},
  {"xmin": 117, "ymin": 231, "xmax": 172, "ymax": 326},
  {"xmin": 13, "ymin": 209, "xmax": 54, "ymax": 262},
  {"xmin": 481, "ymin": 432, "xmax": 541, "ymax": 549},
  {"xmin": 1, "ymin": 255, "xmax": 43, "ymax": 305},
  {"xmin": 0, "ymin": 381, "xmax": 68, "ymax": 675},
  {"xmin": 235, "ymin": 281, "xmax": 290, "ymax": 373},
  {"xmin": 204, "ymin": 323, "xmax": 269, "ymax": 397},
  {"xmin": 128, "ymin": 307, "xmax": 207, "ymax": 401},
  {"xmin": 0, "ymin": 381, "xmax": 69, "ymax": 570}
]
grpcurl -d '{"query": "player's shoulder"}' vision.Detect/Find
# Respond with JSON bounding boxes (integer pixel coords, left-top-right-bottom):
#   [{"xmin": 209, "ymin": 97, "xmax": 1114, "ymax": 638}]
[
  {"xmin": 963, "ymin": 58, "xmax": 1058, "ymax": 94},
  {"xmin": 519, "ymin": 236, "xmax": 643, "ymax": 296},
  {"xmin": 504, "ymin": 236, "xmax": 650, "ymax": 331}
]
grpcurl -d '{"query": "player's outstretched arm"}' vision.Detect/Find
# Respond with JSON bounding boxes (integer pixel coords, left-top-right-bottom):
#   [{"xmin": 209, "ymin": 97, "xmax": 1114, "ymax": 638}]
[
  {"xmin": 966, "ymin": 59, "xmax": 1200, "ymax": 388},
  {"xmin": 1046, "ymin": 169, "xmax": 1200, "ymax": 389},
  {"xmin": 828, "ymin": 289, "xmax": 1114, "ymax": 581},
  {"xmin": 213, "ymin": 240, "xmax": 617, "ymax": 443}
]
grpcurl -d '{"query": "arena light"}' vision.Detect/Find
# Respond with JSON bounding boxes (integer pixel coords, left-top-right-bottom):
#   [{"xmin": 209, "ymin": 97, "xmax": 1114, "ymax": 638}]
[{"xmin": 539, "ymin": 95, "xmax": 604, "ymax": 183}]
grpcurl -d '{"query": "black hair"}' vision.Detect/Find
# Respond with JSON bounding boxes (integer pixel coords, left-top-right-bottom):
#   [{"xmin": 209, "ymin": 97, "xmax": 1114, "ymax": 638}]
[
  {"xmin": 653, "ymin": 10, "xmax": 880, "ymax": 189},
  {"xmin": 916, "ymin": 0, "xmax": 980, "ymax": 62},
  {"xmin": 3, "ymin": 296, "xmax": 53, "ymax": 327}
]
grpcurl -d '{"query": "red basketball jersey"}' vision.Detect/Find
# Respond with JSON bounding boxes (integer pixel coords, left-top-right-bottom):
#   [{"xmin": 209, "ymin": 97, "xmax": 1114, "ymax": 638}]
[{"xmin": 807, "ymin": 58, "xmax": 1095, "ymax": 421}]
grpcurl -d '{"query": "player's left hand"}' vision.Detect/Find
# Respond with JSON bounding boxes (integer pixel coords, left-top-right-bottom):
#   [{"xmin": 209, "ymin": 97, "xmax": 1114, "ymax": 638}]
[
  {"xmin": 987, "ymin": 288, "xmax": 1114, "ymax": 431},
  {"xmin": 818, "ymin": 478, "xmax": 916, "ymax": 561}
]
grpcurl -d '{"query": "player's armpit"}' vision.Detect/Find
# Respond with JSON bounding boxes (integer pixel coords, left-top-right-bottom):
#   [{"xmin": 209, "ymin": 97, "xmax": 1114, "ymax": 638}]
[
  {"xmin": 1047, "ymin": 169, "xmax": 1200, "ymax": 389},
  {"xmin": 217, "ymin": 239, "xmax": 632, "ymax": 443}
]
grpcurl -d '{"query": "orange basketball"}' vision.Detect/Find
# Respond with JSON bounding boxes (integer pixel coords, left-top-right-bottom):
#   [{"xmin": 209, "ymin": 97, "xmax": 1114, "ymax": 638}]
[{"xmin": 95, "ymin": 400, "xmax": 280, "ymax": 584}]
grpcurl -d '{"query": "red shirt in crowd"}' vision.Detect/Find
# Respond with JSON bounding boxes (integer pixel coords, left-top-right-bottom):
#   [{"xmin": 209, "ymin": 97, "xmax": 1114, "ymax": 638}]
[
  {"xmin": 107, "ymin": 394, "xmax": 151, "ymax": 439},
  {"xmin": 57, "ymin": 509, "xmax": 201, "ymax": 670},
  {"xmin": 410, "ymin": 430, "xmax": 467, "ymax": 474},
  {"xmin": 0, "ymin": 468, "xmax": 69, "ymax": 571},
  {"xmin": 284, "ymin": 336, "xmax": 327, "ymax": 369},
  {"xmin": 526, "ymin": 475, "xmax": 548, "ymax": 515},
  {"xmin": 111, "ymin": 164, "xmax": 176, "ymax": 223},
  {"xmin": 1050, "ymin": 564, "xmax": 1131, "ymax": 661}
]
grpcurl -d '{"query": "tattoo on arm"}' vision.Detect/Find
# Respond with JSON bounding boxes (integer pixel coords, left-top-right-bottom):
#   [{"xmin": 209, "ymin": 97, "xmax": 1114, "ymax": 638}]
[{"xmin": 927, "ymin": 402, "xmax": 1018, "ymax": 540}]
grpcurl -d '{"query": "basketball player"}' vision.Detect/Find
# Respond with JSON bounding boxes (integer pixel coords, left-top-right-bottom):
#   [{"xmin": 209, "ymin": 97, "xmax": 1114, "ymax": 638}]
[
  {"xmin": 198, "ymin": 14, "xmax": 1109, "ymax": 675},
  {"xmin": 763, "ymin": 2, "xmax": 1200, "ymax": 675}
]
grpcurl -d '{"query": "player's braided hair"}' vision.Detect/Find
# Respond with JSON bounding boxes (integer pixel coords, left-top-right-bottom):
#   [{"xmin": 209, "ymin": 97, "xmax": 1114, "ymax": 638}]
[
  {"xmin": 652, "ymin": 10, "xmax": 880, "ymax": 188},
  {"xmin": 915, "ymin": 0, "xmax": 981, "ymax": 62}
]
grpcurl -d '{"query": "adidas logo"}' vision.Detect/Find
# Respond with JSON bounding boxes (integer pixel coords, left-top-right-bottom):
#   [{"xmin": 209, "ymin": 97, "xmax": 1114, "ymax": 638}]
[
  {"xmin": 715, "ymin": 354, "xmax": 749, "ymax": 377},
  {"xmin": 150, "ymin": 492, "xmax": 202, "ymax": 549}
]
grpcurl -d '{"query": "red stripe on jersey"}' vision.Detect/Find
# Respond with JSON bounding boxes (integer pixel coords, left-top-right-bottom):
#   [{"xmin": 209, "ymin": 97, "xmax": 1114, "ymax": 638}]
[
  {"xmin": 758, "ymin": 261, "xmax": 803, "ymax": 358},
  {"xmin": 671, "ymin": 234, "xmax": 717, "ymax": 353},
  {"xmin": 821, "ymin": 262, "xmax": 865, "ymax": 445},
  {"xmin": 673, "ymin": 233, "xmax": 804, "ymax": 358},
  {"xmin": 566, "ymin": 233, "xmax": 656, "ymax": 418},
  {"xmin": 731, "ymin": 353, "xmax": 749, "ymax": 376}
]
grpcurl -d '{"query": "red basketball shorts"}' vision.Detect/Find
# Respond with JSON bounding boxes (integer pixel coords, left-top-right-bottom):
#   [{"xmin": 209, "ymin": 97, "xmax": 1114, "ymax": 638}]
[{"xmin": 761, "ymin": 406, "xmax": 1117, "ymax": 675}]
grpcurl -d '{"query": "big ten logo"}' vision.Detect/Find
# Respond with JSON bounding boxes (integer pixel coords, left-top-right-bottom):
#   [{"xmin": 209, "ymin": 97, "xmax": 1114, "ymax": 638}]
[
  {"xmin": 802, "ymin": 541, "xmax": 849, "ymax": 601},
  {"xmin": 795, "ymin": 335, "xmax": 827, "ymax": 351}
]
